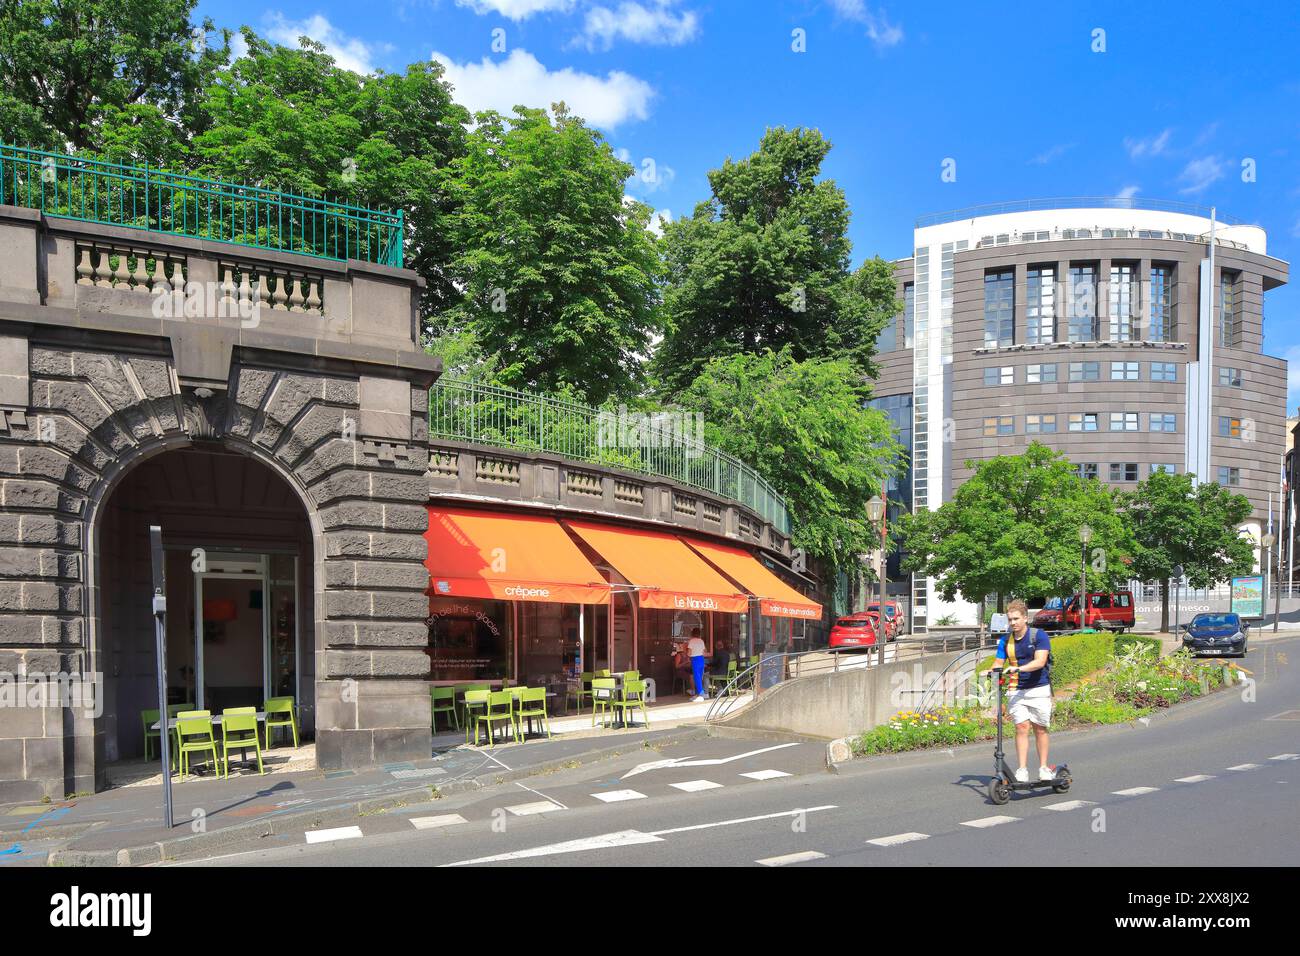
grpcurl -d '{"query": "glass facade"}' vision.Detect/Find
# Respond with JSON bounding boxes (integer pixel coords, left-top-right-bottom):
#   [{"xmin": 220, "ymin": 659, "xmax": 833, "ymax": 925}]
[
  {"xmin": 984, "ymin": 269, "xmax": 1015, "ymax": 347},
  {"xmin": 1067, "ymin": 263, "xmax": 1098, "ymax": 341},
  {"xmin": 902, "ymin": 282, "xmax": 915, "ymax": 348},
  {"xmin": 1150, "ymin": 413, "xmax": 1177, "ymax": 432},
  {"xmin": 1149, "ymin": 265, "xmax": 1174, "ymax": 341},
  {"xmin": 1150, "ymin": 362, "xmax": 1177, "ymax": 382},
  {"xmin": 1069, "ymin": 361, "xmax": 1100, "ymax": 382},
  {"xmin": 1108, "ymin": 262, "xmax": 1139, "ymax": 341},
  {"xmin": 1110, "ymin": 361, "xmax": 1139, "ymax": 381},
  {"xmin": 1027, "ymin": 363, "xmax": 1057, "ymax": 383},
  {"xmin": 427, "ymin": 597, "xmax": 512, "ymax": 683},
  {"xmin": 1026, "ymin": 265, "xmax": 1055, "ymax": 344},
  {"xmin": 1219, "ymin": 271, "xmax": 1240, "ymax": 347}
]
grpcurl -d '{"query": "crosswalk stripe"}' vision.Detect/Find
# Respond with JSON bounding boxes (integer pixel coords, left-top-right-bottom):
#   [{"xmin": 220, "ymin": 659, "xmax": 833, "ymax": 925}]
[
  {"xmin": 867, "ymin": 832, "xmax": 929, "ymax": 847},
  {"xmin": 505, "ymin": 800, "xmax": 564, "ymax": 816},
  {"xmin": 591, "ymin": 790, "xmax": 646, "ymax": 803},
  {"xmin": 739, "ymin": 769, "xmax": 790, "ymax": 781},
  {"xmin": 960, "ymin": 815, "xmax": 1020, "ymax": 828},
  {"xmin": 410, "ymin": 814, "xmax": 468, "ymax": 830},
  {"xmin": 1269, "ymin": 754, "xmax": 1300, "ymax": 761},
  {"xmin": 1175, "ymin": 774, "xmax": 1216, "ymax": 783},
  {"xmin": 670, "ymin": 780, "xmax": 723, "ymax": 792},
  {"xmin": 305, "ymin": 826, "xmax": 363, "ymax": 844},
  {"xmin": 1112, "ymin": 787, "xmax": 1159, "ymax": 796},
  {"xmin": 756, "ymin": 851, "xmax": 827, "ymax": 866},
  {"xmin": 1227, "ymin": 763, "xmax": 1261, "ymax": 771},
  {"xmin": 1041, "ymin": 800, "xmax": 1096, "ymax": 811}
]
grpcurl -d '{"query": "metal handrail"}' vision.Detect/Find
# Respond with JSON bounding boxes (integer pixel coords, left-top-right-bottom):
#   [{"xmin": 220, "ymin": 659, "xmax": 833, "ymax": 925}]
[
  {"xmin": 430, "ymin": 377, "xmax": 792, "ymax": 535},
  {"xmin": 0, "ymin": 143, "xmax": 404, "ymax": 267},
  {"xmin": 915, "ymin": 197, "xmax": 1247, "ymax": 229},
  {"xmin": 913, "ymin": 643, "xmax": 999, "ymax": 715}
]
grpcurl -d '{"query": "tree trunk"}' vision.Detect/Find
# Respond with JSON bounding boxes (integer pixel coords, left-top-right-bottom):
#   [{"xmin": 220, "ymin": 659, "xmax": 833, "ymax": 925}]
[
  {"xmin": 1160, "ymin": 579, "xmax": 1170, "ymax": 633},
  {"xmin": 997, "ymin": 592, "xmax": 1005, "ymax": 612}
]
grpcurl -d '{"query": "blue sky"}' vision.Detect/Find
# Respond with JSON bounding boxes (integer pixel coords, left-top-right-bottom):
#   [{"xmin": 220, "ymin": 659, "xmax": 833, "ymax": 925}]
[{"xmin": 195, "ymin": 0, "xmax": 1300, "ymax": 406}]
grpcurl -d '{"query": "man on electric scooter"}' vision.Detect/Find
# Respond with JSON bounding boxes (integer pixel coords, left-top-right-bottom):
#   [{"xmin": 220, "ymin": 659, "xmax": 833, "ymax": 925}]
[{"xmin": 997, "ymin": 599, "xmax": 1053, "ymax": 783}]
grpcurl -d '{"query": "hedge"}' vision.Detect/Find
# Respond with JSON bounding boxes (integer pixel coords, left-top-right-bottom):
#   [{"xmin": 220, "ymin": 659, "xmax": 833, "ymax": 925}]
[
  {"xmin": 978, "ymin": 629, "xmax": 1115, "ymax": 686},
  {"xmin": 1115, "ymin": 633, "xmax": 1163, "ymax": 658}
]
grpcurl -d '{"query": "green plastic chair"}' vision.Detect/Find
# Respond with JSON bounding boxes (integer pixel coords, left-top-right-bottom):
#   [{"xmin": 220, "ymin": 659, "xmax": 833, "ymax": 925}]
[
  {"xmin": 613, "ymin": 678, "xmax": 650, "ymax": 728},
  {"xmin": 462, "ymin": 689, "xmax": 491, "ymax": 744},
  {"xmin": 623, "ymin": 669, "xmax": 640, "ymax": 682},
  {"xmin": 568, "ymin": 671, "xmax": 595, "ymax": 713},
  {"xmin": 475, "ymin": 690, "xmax": 519, "ymax": 747},
  {"xmin": 175, "ymin": 710, "xmax": 221, "ymax": 780},
  {"xmin": 708, "ymin": 660, "xmax": 738, "ymax": 696},
  {"xmin": 263, "ymin": 696, "xmax": 299, "ymax": 749},
  {"xmin": 591, "ymin": 678, "xmax": 618, "ymax": 728},
  {"xmin": 515, "ymin": 686, "xmax": 552, "ymax": 739},
  {"xmin": 430, "ymin": 686, "xmax": 459, "ymax": 731},
  {"xmin": 141, "ymin": 709, "xmax": 165, "ymax": 761},
  {"xmin": 220, "ymin": 707, "xmax": 264, "ymax": 777},
  {"xmin": 166, "ymin": 703, "xmax": 192, "ymax": 757},
  {"xmin": 457, "ymin": 683, "xmax": 491, "ymax": 726}
]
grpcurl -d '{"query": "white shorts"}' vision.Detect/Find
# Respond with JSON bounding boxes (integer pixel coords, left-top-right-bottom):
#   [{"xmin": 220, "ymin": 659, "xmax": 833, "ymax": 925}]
[{"xmin": 1008, "ymin": 684, "xmax": 1052, "ymax": 727}]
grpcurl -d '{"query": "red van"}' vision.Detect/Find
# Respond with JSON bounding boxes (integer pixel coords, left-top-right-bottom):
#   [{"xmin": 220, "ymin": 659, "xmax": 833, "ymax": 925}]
[{"xmin": 1058, "ymin": 591, "xmax": 1135, "ymax": 632}]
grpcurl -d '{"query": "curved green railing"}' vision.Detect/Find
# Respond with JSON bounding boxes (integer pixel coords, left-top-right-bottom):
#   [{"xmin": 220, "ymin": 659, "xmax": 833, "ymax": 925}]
[
  {"xmin": 0, "ymin": 144, "xmax": 404, "ymax": 267},
  {"xmin": 430, "ymin": 378, "xmax": 791, "ymax": 535}
]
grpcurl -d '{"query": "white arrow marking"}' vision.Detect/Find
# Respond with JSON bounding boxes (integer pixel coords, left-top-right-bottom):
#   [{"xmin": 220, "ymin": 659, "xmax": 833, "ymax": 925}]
[{"xmin": 621, "ymin": 742, "xmax": 801, "ymax": 779}]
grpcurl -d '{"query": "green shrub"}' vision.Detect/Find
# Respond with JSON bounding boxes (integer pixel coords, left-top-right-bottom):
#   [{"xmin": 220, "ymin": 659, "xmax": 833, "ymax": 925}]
[
  {"xmin": 851, "ymin": 706, "xmax": 995, "ymax": 756},
  {"xmin": 1115, "ymin": 633, "xmax": 1162, "ymax": 658},
  {"xmin": 976, "ymin": 630, "xmax": 1114, "ymax": 686},
  {"xmin": 1056, "ymin": 695, "xmax": 1151, "ymax": 725}
]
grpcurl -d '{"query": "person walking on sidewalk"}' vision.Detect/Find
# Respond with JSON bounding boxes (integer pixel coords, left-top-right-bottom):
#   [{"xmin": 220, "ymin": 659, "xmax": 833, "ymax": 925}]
[
  {"xmin": 996, "ymin": 599, "xmax": 1053, "ymax": 783},
  {"xmin": 687, "ymin": 626, "xmax": 707, "ymax": 701}
]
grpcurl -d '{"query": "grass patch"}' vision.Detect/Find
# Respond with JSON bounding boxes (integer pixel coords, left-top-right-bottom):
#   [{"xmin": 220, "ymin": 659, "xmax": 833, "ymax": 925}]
[{"xmin": 850, "ymin": 706, "xmax": 996, "ymax": 756}]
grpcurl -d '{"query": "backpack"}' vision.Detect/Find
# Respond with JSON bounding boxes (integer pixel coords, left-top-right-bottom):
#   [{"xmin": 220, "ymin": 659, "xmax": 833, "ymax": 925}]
[{"xmin": 1026, "ymin": 627, "xmax": 1053, "ymax": 687}]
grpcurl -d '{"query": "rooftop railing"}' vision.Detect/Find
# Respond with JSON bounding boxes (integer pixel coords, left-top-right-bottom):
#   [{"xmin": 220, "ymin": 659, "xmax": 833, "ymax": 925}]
[
  {"xmin": 916, "ymin": 197, "xmax": 1248, "ymax": 229},
  {"xmin": 429, "ymin": 377, "xmax": 791, "ymax": 535},
  {"xmin": 0, "ymin": 144, "xmax": 404, "ymax": 267}
]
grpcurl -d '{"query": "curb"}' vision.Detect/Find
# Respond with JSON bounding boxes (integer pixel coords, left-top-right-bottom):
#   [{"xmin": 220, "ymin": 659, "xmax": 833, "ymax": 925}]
[{"xmin": 46, "ymin": 725, "xmax": 708, "ymax": 867}]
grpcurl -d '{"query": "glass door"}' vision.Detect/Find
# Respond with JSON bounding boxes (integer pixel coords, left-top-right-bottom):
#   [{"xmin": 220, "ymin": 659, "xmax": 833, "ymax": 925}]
[
  {"xmin": 267, "ymin": 554, "xmax": 299, "ymax": 702},
  {"xmin": 193, "ymin": 552, "xmax": 265, "ymax": 713}
]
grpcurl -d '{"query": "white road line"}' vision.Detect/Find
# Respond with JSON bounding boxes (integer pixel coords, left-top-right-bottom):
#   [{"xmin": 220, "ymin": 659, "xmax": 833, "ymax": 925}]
[
  {"xmin": 650, "ymin": 805, "xmax": 837, "ymax": 836},
  {"xmin": 622, "ymin": 743, "xmax": 802, "ymax": 779},
  {"xmin": 740, "ymin": 769, "xmax": 791, "ymax": 781},
  {"xmin": 1227, "ymin": 763, "xmax": 1261, "ymax": 771},
  {"xmin": 516, "ymin": 780, "xmax": 568, "ymax": 810},
  {"xmin": 591, "ymin": 790, "xmax": 646, "ymax": 803},
  {"xmin": 1112, "ymin": 787, "xmax": 1160, "ymax": 796},
  {"xmin": 442, "ymin": 830, "xmax": 663, "ymax": 866},
  {"xmin": 1175, "ymin": 774, "xmax": 1216, "ymax": 783},
  {"xmin": 756, "ymin": 851, "xmax": 827, "ymax": 867},
  {"xmin": 410, "ymin": 814, "xmax": 468, "ymax": 830},
  {"xmin": 1042, "ymin": 800, "xmax": 1096, "ymax": 811},
  {"xmin": 867, "ymin": 832, "xmax": 929, "ymax": 847},
  {"xmin": 960, "ymin": 815, "xmax": 1020, "ymax": 828},
  {"xmin": 1269, "ymin": 754, "xmax": 1300, "ymax": 761},
  {"xmin": 670, "ymin": 780, "xmax": 723, "ymax": 792},
  {"xmin": 504, "ymin": 800, "xmax": 564, "ymax": 816},
  {"xmin": 304, "ymin": 826, "xmax": 363, "ymax": 844}
]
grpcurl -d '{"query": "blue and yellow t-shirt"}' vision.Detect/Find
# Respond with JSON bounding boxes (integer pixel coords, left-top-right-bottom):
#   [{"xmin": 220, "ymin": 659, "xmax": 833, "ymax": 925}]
[{"xmin": 996, "ymin": 628, "xmax": 1051, "ymax": 691}]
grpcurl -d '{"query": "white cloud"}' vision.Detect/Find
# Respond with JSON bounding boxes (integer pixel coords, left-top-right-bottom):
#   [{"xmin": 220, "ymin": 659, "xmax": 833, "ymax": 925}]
[
  {"xmin": 1029, "ymin": 143, "xmax": 1072, "ymax": 165},
  {"xmin": 229, "ymin": 31, "xmax": 250, "ymax": 61},
  {"xmin": 1177, "ymin": 155, "xmax": 1227, "ymax": 194},
  {"xmin": 264, "ymin": 13, "xmax": 392, "ymax": 75},
  {"xmin": 1116, "ymin": 185, "xmax": 1141, "ymax": 200},
  {"xmin": 647, "ymin": 207, "xmax": 672, "ymax": 236},
  {"xmin": 1124, "ymin": 128, "xmax": 1173, "ymax": 159},
  {"xmin": 578, "ymin": 2, "xmax": 700, "ymax": 51},
  {"xmin": 432, "ymin": 48, "xmax": 655, "ymax": 129},
  {"xmin": 828, "ymin": 0, "xmax": 903, "ymax": 48},
  {"xmin": 456, "ymin": 0, "xmax": 575, "ymax": 19}
]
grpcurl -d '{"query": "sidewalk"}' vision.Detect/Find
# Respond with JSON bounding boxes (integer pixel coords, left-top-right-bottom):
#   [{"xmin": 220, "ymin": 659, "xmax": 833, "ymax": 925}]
[{"xmin": 1, "ymin": 723, "xmax": 709, "ymax": 867}]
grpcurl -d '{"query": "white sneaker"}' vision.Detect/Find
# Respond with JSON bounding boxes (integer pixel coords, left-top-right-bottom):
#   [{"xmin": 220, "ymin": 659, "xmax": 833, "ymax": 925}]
[
  {"xmin": 1013, "ymin": 767, "xmax": 1029, "ymax": 784},
  {"xmin": 1039, "ymin": 766, "xmax": 1055, "ymax": 782},
  {"xmin": 692, "ymin": 695, "xmax": 705, "ymax": 703}
]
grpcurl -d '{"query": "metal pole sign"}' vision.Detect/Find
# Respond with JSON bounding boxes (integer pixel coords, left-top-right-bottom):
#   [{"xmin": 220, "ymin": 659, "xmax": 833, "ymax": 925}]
[{"xmin": 150, "ymin": 526, "xmax": 174, "ymax": 830}]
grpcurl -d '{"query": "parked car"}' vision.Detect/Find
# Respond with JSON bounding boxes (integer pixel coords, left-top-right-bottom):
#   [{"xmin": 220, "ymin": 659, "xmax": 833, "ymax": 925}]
[
  {"xmin": 828, "ymin": 612, "xmax": 880, "ymax": 650},
  {"xmin": 1031, "ymin": 597, "xmax": 1066, "ymax": 631},
  {"xmin": 1055, "ymin": 591, "xmax": 1135, "ymax": 632},
  {"xmin": 1181, "ymin": 612, "xmax": 1249, "ymax": 657},
  {"xmin": 865, "ymin": 601, "xmax": 903, "ymax": 640}
]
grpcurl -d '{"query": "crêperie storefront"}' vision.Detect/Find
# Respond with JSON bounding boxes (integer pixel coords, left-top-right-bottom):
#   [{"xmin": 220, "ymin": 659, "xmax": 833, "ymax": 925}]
[{"xmin": 423, "ymin": 506, "xmax": 821, "ymax": 695}]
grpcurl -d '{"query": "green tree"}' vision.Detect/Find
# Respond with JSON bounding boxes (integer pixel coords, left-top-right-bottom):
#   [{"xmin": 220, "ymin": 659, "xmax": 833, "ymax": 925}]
[
  {"xmin": 678, "ymin": 347, "xmax": 901, "ymax": 569},
  {"xmin": 1120, "ymin": 471, "xmax": 1255, "ymax": 631},
  {"xmin": 443, "ymin": 105, "xmax": 663, "ymax": 405},
  {"xmin": 899, "ymin": 443, "xmax": 1136, "ymax": 611},
  {"xmin": 652, "ymin": 126, "xmax": 896, "ymax": 394}
]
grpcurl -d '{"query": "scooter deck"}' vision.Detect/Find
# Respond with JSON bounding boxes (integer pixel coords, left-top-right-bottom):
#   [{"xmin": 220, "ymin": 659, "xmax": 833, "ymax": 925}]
[{"xmin": 998, "ymin": 760, "xmax": 1071, "ymax": 789}]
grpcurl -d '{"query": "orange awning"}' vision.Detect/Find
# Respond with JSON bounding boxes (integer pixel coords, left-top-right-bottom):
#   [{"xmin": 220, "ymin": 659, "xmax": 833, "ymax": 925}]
[
  {"xmin": 562, "ymin": 520, "xmax": 749, "ymax": 613},
  {"xmin": 684, "ymin": 538, "xmax": 823, "ymax": 620},
  {"xmin": 425, "ymin": 507, "xmax": 611, "ymax": 604}
]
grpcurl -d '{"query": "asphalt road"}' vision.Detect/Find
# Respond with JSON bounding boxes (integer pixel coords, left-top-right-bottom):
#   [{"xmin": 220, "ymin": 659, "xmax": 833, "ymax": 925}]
[{"xmin": 173, "ymin": 636, "xmax": 1300, "ymax": 867}]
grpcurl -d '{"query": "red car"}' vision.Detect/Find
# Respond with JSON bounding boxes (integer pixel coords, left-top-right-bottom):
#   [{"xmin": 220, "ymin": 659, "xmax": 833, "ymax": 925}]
[
  {"xmin": 829, "ymin": 612, "xmax": 881, "ymax": 650},
  {"xmin": 866, "ymin": 602, "xmax": 904, "ymax": 639}
]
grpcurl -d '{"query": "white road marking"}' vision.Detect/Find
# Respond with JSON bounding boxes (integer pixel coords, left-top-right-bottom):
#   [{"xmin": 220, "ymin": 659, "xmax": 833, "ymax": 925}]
[
  {"xmin": 591, "ymin": 789, "xmax": 646, "ymax": 803},
  {"xmin": 1042, "ymin": 800, "xmax": 1096, "ymax": 811},
  {"xmin": 515, "ymin": 780, "xmax": 568, "ymax": 810},
  {"xmin": 1269, "ymin": 754, "xmax": 1300, "ymax": 761},
  {"xmin": 740, "ymin": 769, "xmax": 791, "ymax": 781},
  {"xmin": 410, "ymin": 814, "xmax": 468, "ymax": 830},
  {"xmin": 756, "ymin": 851, "xmax": 827, "ymax": 867},
  {"xmin": 621, "ymin": 743, "xmax": 801, "ymax": 779},
  {"xmin": 504, "ymin": 800, "xmax": 564, "ymax": 816},
  {"xmin": 442, "ymin": 830, "xmax": 663, "ymax": 866},
  {"xmin": 867, "ymin": 832, "xmax": 929, "ymax": 847},
  {"xmin": 650, "ymin": 805, "xmax": 837, "ymax": 836},
  {"xmin": 1175, "ymin": 774, "xmax": 1216, "ymax": 783},
  {"xmin": 1226, "ymin": 763, "xmax": 1261, "ymax": 771},
  {"xmin": 1112, "ymin": 787, "xmax": 1160, "ymax": 796},
  {"xmin": 960, "ymin": 815, "xmax": 1020, "ymax": 828},
  {"xmin": 304, "ymin": 826, "xmax": 363, "ymax": 844},
  {"xmin": 670, "ymin": 780, "xmax": 723, "ymax": 792}
]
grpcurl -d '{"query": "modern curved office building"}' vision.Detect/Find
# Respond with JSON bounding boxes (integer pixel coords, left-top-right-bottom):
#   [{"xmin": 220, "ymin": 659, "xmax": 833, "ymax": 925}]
[{"xmin": 872, "ymin": 199, "xmax": 1290, "ymax": 627}]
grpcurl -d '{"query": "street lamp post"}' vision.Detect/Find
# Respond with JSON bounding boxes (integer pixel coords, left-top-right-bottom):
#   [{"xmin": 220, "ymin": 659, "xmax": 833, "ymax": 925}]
[
  {"xmin": 1079, "ymin": 524, "xmax": 1093, "ymax": 630},
  {"xmin": 1262, "ymin": 532, "xmax": 1277, "ymax": 632},
  {"xmin": 867, "ymin": 495, "xmax": 886, "ymax": 665},
  {"xmin": 1172, "ymin": 564, "xmax": 1183, "ymax": 636}
]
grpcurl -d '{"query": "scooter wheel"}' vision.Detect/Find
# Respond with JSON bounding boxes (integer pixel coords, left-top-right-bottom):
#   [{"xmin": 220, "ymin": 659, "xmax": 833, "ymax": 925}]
[
  {"xmin": 1052, "ymin": 779, "xmax": 1071, "ymax": 794},
  {"xmin": 989, "ymin": 779, "xmax": 1011, "ymax": 805}
]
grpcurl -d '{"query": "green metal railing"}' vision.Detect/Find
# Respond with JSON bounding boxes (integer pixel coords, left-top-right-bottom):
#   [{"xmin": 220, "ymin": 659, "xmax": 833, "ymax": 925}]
[
  {"xmin": 0, "ymin": 144, "xmax": 404, "ymax": 267},
  {"xmin": 430, "ymin": 378, "xmax": 791, "ymax": 535}
]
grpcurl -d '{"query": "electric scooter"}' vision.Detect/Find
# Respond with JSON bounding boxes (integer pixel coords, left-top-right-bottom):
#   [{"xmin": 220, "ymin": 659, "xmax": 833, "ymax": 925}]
[{"xmin": 988, "ymin": 666, "xmax": 1071, "ymax": 805}]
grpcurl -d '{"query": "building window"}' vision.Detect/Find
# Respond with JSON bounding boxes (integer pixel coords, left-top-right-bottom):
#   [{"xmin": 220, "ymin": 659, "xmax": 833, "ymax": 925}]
[
  {"xmin": 1110, "ymin": 361, "xmax": 1140, "ymax": 381},
  {"xmin": 1075, "ymin": 463, "xmax": 1099, "ymax": 480},
  {"xmin": 1027, "ymin": 363, "xmax": 1057, "ymax": 384},
  {"xmin": 1109, "ymin": 262, "xmax": 1139, "ymax": 342},
  {"xmin": 1149, "ymin": 413, "xmax": 1177, "ymax": 432},
  {"xmin": 1218, "ymin": 366, "xmax": 1243, "ymax": 388},
  {"xmin": 1150, "ymin": 463, "xmax": 1176, "ymax": 475},
  {"xmin": 983, "ymin": 416, "xmax": 1014, "ymax": 436},
  {"xmin": 1219, "ymin": 271, "xmax": 1240, "ymax": 347},
  {"xmin": 1069, "ymin": 413, "xmax": 1099, "ymax": 432},
  {"xmin": 1067, "ymin": 263, "xmax": 1099, "ymax": 342},
  {"xmin": 984, "ymin": 366, "xmax": 1014, "ymax": 386},
  {"xmin": 1109, "ymin": 463, "xmax": 1139, "ymax": 482},
  {"xmin": 984, "ymin": 269, "xmax": 1015, "ymax": 348},
  {"xmin": 1217, "ymin": 466, "xmax": 1240, "ymax": 486},
  {"xmin": 1149, "ymin": 264, "xmax": 1175, "ymax": 341},
  {"xmin": 1110, "ymin": 412, "xmax": 1139, "ymax": 431},
  {"xmin": 1026, "ymin": 265, "xmax": 1056, "ymax": 345},
  {"xmin": 1218, "ymin": 416, "xmax": 1243, "ymax": 438},
  {"xmin": 1150, "ymin": 362, "xmax": 1177, "ymax": 382},
  {"xmin": 902, "ymin": 282, "xmax": 914, "ymax": 348},
  {"xmin": 1026, "ymin": 414, "xmax": 1057, "ymax": 434},
  {"xmin": 877, "ymin": 309, "xmax": 898, "ymax": 353},
  {"xmin": 1069, "ymin": 361, "xmax": 1100, "ymax": 382}
]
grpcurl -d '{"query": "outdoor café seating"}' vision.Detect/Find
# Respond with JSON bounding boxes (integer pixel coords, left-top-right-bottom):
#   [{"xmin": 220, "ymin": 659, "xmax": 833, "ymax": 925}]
[
  {"xmin": 474, "ymin": 689, "xmax": 519, "ymax": 747},
  {"xmin": 220, "ymin": 707, "xmax": 265, "ymax": 777},
  {"xmin": 612, "ymin": 678, "xmax": 650, "ymax": 728},
  {"xmin": 175, "ymin": 710, "xmax": 222, "ymax": 781},
  {"xmin": 430, "ymin": 685, "xmax": 459, "ymax": 731},
  {"xmin": 263, "ymin": 696, "xmax": 299, "ymax": 749},
  {"xmin": 590, "ymin": 677, "xmax": 618, "ymax": 727}
]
